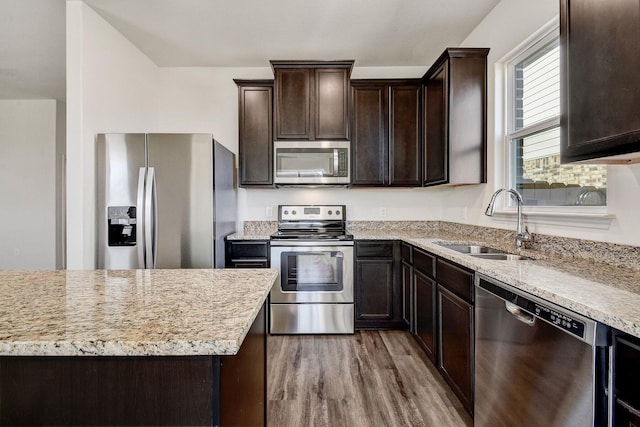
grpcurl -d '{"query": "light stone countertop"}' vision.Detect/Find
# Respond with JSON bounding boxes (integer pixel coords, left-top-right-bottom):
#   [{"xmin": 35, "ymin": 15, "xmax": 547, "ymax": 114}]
[
  {"xmin": 228, "ymin": 227, "xmax": 640, "ymax": 338},
  {"xmin": 226, "ymin": 232, "xmax": 272, "ymax": 241},
  {"xmin": 0, "ymin": 269, "xmax": 277, "ymax": 356}
]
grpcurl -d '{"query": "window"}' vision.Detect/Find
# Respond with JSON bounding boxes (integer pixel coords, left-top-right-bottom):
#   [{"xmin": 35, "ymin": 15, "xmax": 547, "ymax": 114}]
[{"xmin": 506, "ymin": 28, "xmax": 607, "ymax": 207}]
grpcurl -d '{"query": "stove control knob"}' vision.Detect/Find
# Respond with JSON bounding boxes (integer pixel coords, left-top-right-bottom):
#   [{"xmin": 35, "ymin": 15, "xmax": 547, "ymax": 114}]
[
  {"xmin": 283, "ymin": 210, "xmax": 289, "ymax": 215},
  {"xmin": 336, "ymin": 210, "xmax": 341, "ymax": 216},
  {"xmin": 328, "ymin": 210, "xmax": 333, "ymax": 215},
  {"xmin": 292, "ymin": 210, "xmax": 297, "ymax": 215}
]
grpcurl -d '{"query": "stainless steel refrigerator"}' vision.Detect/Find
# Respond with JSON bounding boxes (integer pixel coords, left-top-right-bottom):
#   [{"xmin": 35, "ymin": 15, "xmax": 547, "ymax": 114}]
[{"xmin": 96, "ymin": 133, "xmax": 236, "ymax": 269}]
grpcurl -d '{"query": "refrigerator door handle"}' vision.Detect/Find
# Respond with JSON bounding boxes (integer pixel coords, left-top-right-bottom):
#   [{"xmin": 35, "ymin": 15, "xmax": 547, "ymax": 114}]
[
  {"xmin": 145, "ymin": 167, "xmax": 157, "ymax": 268},
  {"xmin": 136, "ymin": 167, "xmax": 147, "ymax": 268}
]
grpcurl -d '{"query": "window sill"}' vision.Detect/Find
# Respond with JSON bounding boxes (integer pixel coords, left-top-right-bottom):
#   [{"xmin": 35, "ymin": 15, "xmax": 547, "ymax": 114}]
[{"xmin": 488, "ymin": 208, "xmax": 615, "ymax": 230}]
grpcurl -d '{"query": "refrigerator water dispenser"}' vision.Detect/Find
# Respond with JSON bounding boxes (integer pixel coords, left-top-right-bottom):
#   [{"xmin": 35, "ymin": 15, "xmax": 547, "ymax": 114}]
[{"xmin": 108, "ymin": 206, "xmax": 137, "ymax": 246}]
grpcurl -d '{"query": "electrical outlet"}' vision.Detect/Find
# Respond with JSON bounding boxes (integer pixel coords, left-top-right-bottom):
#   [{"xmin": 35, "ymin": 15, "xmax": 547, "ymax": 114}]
[
  {"xmin": 265, "ymin": 206, "xmax": 273, "ymax": 218},
  {"xmin": 379, "ymin": 207, "xmax": 387, "ymax": 217}
]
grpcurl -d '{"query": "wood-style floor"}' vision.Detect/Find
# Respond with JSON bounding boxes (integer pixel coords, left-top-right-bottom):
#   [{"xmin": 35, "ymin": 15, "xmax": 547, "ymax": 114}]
[{"xmin": 267, "ymin": 330, "xmax": 472, "ymax": 427}]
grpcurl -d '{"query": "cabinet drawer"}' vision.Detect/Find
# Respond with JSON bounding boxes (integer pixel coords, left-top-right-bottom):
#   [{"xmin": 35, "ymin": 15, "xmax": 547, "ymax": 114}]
[
  {"xmin": 436, "ymin": 258, "xmax": 474, "ymax": 303},
  {"xmin": 413, "ymin": 249, "xmax": 435, "ymax": 279},
  {"xmin": 356, "ymin": 241, "xmax": 394, "ymax": 258},
  {"xmin": 226, "ymin": 241, "xmax": 269, "ymax": 259},
  {"xmin": 230, "ymin": 261, "xmax": 269, "ymax": 269},
  {"xmin": 401, "ymin": 243, "xmax": 413, "ymax": 263}
]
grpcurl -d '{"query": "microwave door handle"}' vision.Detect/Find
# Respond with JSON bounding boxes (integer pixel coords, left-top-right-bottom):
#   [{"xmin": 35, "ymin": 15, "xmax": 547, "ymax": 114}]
[{"xmin": 333, "ymin": 149, "xmax": 339, "ymax": 175}]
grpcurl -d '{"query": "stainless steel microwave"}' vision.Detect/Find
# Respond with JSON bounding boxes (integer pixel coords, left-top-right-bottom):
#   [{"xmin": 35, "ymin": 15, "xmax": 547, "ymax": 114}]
[{"xmin": 274, "ymin": 141, "xmax": 350, "ymax": 185}]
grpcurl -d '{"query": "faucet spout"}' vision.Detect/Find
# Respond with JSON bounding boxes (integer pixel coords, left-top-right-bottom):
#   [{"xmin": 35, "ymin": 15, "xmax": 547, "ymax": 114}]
[{"xmin": 484, "ymin": 188, "xmax": 531, "ymax": 250}]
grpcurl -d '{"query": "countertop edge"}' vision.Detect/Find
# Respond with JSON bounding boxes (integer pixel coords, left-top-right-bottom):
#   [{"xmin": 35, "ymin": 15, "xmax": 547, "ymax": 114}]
[{"xmin": 0, "ymin": 269, "xmax": 278, "ymax": 357}]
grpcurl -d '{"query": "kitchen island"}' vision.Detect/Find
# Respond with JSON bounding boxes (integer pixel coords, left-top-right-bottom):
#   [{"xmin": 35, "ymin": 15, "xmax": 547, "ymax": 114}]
[{"xmin": 0, "ymin": 268, "xmax": 277, "ymax": 426}]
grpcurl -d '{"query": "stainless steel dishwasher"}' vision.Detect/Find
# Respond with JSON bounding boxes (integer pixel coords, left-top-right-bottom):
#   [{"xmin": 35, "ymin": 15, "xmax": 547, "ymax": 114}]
[{"xmin": 475, "ymin": 274, "xmax": 610, "ymax": 426}]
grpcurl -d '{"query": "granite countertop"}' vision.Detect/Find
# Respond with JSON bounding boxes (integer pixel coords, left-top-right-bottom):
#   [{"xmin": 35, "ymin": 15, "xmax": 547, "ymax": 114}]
[
  {"xmin": 228, "ymin": 227, "xmax": 640, "ymax": 338},
  {"xmin": 0, "ymin": 269, "xmax": 277, "ymax": 357},
  {"xmin": 226, "ymin": 231, "xmax": 272, "ymax": 241}
]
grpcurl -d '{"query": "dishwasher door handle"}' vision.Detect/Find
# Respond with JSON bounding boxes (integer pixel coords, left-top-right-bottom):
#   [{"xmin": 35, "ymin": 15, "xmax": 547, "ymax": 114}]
[{"xmin": 505, "ymin": 301, "xmax": 536, "ymax": 326}]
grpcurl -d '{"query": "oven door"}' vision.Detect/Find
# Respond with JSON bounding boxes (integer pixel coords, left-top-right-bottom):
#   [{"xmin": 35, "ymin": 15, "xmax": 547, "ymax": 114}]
[{"xmin": 270, "ymin": 242, "xmax": 354, "ymax": 303}]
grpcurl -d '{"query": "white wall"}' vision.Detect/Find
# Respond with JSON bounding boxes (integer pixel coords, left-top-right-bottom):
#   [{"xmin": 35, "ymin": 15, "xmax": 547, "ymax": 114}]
[
  {"xmin": 0, "ymin": 99, "xmax": 64, "ymax": 269},
  {"xmin": 66, "ymin": 0, "xmax": 640, "ymax": 268},
  {"xmin": 66, "ymin": 1, "xmax": 160, "ymax": 269}
]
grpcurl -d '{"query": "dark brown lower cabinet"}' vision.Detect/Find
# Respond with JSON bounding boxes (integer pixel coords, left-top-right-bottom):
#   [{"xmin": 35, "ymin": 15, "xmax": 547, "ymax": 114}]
[
  {"xmin": 356, "ymin": 257, "xmax": 393, "ymax": 323},
  {"xmin": 414, "ymin": 269, "xmax": 437, "ymax": 363},
  {"xmin": 0, "ymin": 303, "xmax": 267, "ymax": 426},
  {"xmin": 612, "ymin": 331, "xmax": 640, "ymax": 426},
  {"xmin": 401, "ymin": 260, "xmax": 413, "ymax": 330},
  {"xmin": 355, "ymin": 240, "xmax": 403, "ymax": 329},
  {"xmin": 438, "ymin": 285, "xmax": 474, "ymax": 415}
]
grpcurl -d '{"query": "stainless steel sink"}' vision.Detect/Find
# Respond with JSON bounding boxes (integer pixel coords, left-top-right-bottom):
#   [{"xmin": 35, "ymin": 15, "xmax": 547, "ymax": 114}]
[
  {"xmin": 436, "ymin": 242, "xmax": 531, "ymax": 261},
  {"xmin": 436, "ymin": 243, "xmax": 505, "ymax": 254},
  {"xmin": 469, "ymin": 253, "xmax": 530, "ymax": 261}
]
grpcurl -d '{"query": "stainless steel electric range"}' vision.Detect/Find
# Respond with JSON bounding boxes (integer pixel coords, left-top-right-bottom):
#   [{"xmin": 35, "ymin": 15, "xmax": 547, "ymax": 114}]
[{"xmin": 269, "ymin": 205, "xmax": 354, "ymax": 334}]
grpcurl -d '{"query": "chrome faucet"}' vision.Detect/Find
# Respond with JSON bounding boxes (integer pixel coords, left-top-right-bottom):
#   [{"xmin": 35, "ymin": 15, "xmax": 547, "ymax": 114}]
[{"xmin": 485, "ymin": 188, "xmax": 532, "ymax": 250}]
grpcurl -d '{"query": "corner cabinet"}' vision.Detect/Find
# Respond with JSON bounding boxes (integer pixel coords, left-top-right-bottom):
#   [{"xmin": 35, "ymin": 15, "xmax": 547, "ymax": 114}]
[
  {"xmin": 350, "ymin": 80, "xmax": 422, "ymax": 186},
  {"xmin": 354, "ymin": 240, "xmax": 403, "ymax": 329},
  {"xmin": 271, "ymin": 61, "xmax": 353, "ymax": 141},
  {"xmin": 422, "ymin": 48, "xmax": 488, "ymax": 186},
  {"xmin": 234, "ymin": 80, "xmax": 274, "ymax": 187},
  {"xmin": 560, "ymin": 0, "xmax": 640, "ymax": 163}
]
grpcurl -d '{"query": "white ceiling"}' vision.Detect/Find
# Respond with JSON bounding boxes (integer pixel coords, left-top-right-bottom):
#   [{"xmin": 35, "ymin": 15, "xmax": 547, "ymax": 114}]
[{"xmin": 0, "ymin": 0, "xmax": 500, "ymax": 101}]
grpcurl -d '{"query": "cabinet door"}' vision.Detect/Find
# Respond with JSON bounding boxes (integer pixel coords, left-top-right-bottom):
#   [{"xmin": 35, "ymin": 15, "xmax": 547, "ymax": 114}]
[
  {"xmin": 390, "ymin": 84, "xmax": 422, "ymax": 186},
  {"xmin": 424, "ymin": 62, "xmax": 448, "ymax": 186},
  {"xmin": 355, "ymin": 259, "xmax": 394, "ymax": 323},
  {"xmin": 274, "ymin": 68, "xmax": 311, "ymax": 140},
  {"xmin": 613, "ymin": 332, "xmax": 640, "ymax": 426},
  {"xmin": 448, "ymin": 54, "xmax": 487, "ymax": 184},
  {"xmin": 414, "ymin": 270, "xmax": 437, "ymax": 363},
  {"xmin": 315, "ymin": 68, "xmax": 349, "ymax": 140},
  {"xmin": 401, "ymin": 261, "xmax": 413, "ymax": 331},
  {"xmin": 438, "ymin": 285, "xmax": 473, "ymax": 414},
  {"xmin": 351, "ymin": 84, "xmax": 388, "ymax": 185},
  {"xmin": 561, "ymin": 0, "xmax": 640, "ymax": 163},
  {"xmin": 237, "ymin": 83, "xmax": 273, "ymax": 186}
]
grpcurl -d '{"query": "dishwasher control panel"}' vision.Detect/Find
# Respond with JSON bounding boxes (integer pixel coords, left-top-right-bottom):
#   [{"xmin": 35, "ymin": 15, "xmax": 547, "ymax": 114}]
[
  {"xmin": 531, "ymin": 303, "xmax": 585, "ymax": 338},
  {"xmin": 477, "ymin": 276, "xmax": 587, "ymax": 340}
]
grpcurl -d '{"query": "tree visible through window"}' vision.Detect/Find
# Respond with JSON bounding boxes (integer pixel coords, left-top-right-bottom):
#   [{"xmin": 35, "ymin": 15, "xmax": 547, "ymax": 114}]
[{"xmin": 507, "ymin": 32, "xmax": 606, "ymax": 206}]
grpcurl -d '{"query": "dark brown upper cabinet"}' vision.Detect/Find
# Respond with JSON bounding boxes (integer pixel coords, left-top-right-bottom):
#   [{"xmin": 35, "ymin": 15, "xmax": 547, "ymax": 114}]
[
  {"xmin": 271, "ymin": 61, "xmax": 353, "ymax": 141},
  {"xmin": 560, "ymin": 0, "xmax": 640, "ymax": 164},
  {"xmin": 350, "ymin": 80, "xmax": 422, "ymax": 186},
  {"xmin": 234, "ymin": 80, "xmax": 274, "ymax": 187},
  {"xmin": 422, "ymin": 48, "xmax": 488, "ymax": 186}
]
